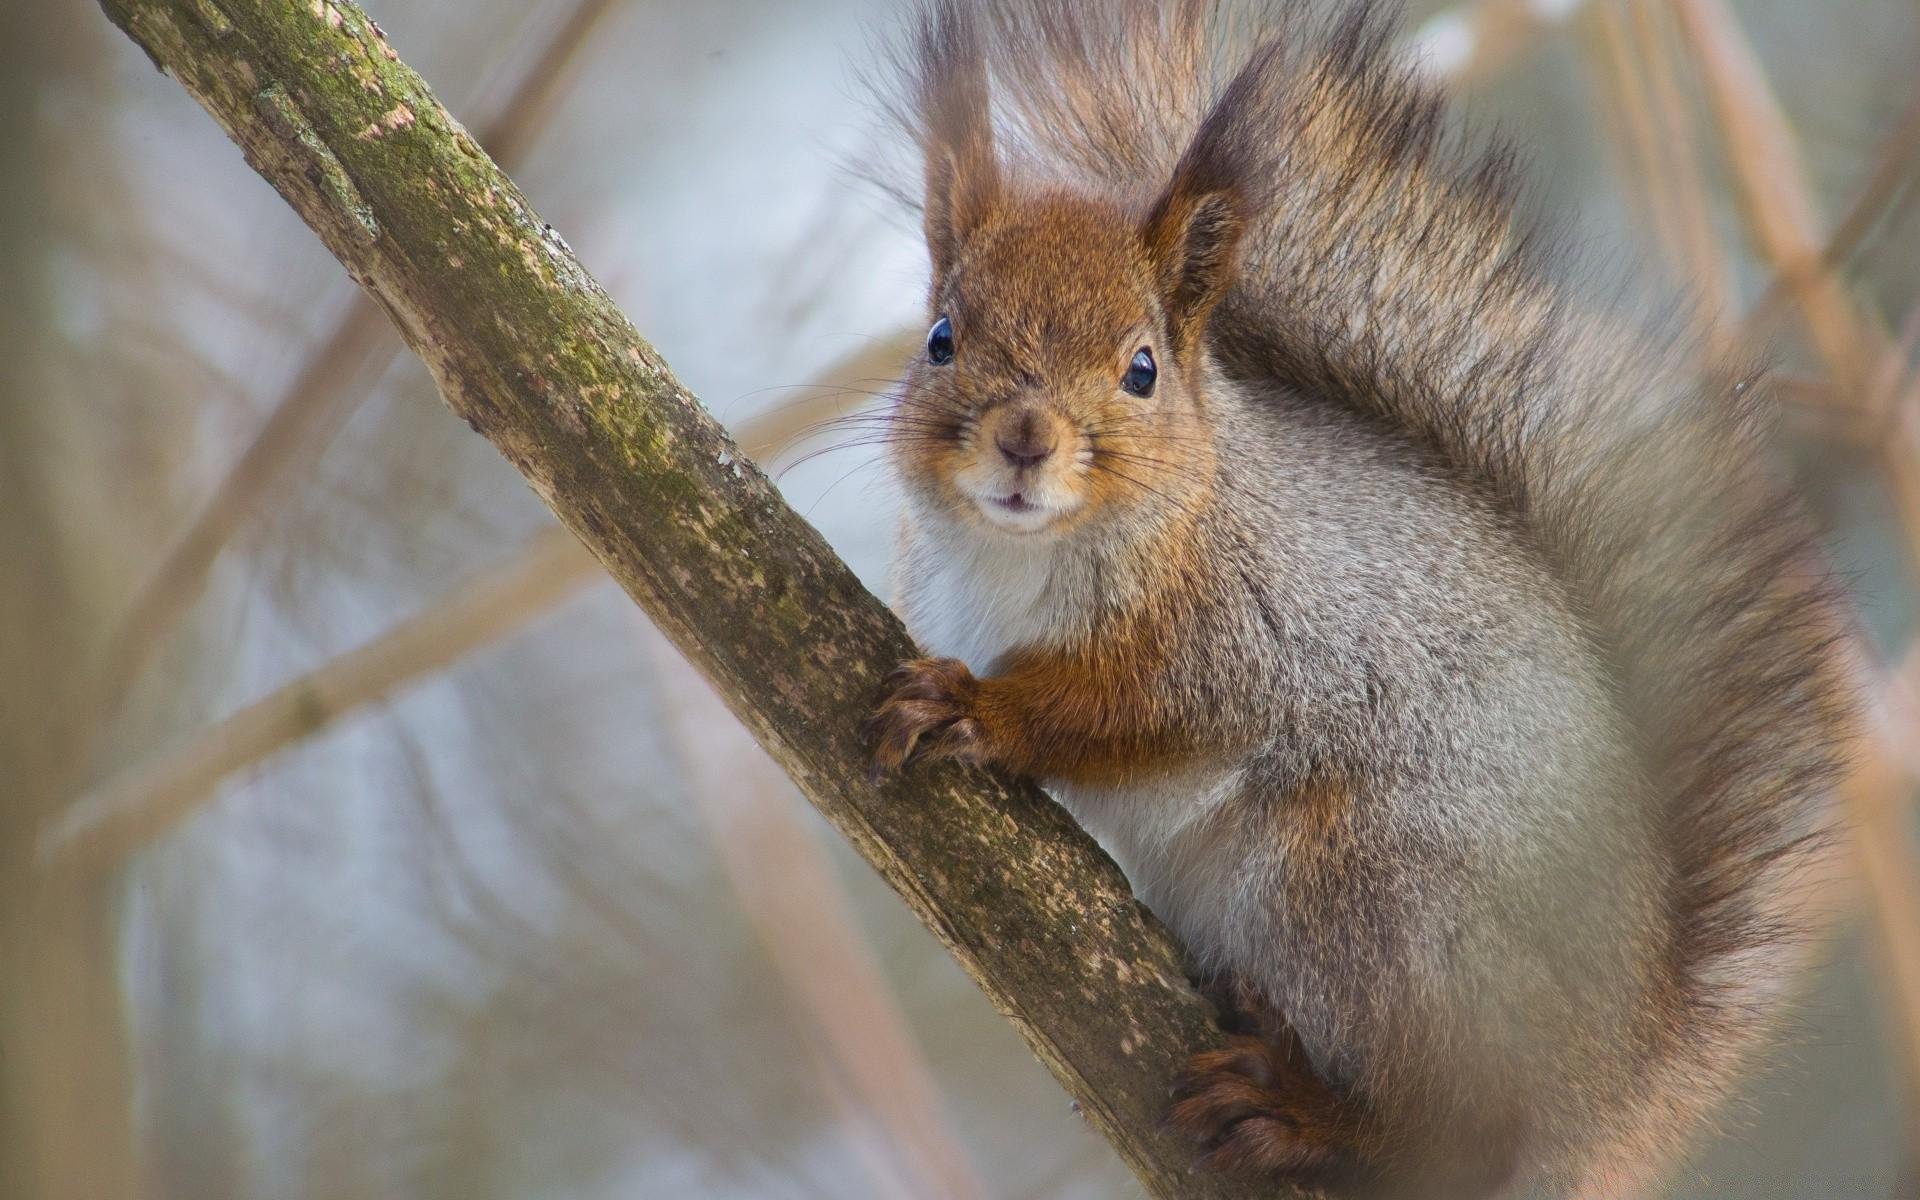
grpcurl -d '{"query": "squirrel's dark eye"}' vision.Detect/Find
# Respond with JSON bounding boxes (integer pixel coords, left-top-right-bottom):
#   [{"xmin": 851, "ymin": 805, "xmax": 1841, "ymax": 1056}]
[
  {"xmin": 1121, "ymin": 347, "xmax": 1156, "ymax": 397},
  {"xmin": 926, "ymin": 315, "xmax": 955, "ymax": 365}
]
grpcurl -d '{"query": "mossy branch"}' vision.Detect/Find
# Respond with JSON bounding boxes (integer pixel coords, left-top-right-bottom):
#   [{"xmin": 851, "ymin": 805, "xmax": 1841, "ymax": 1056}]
[{"xmin": 92, "ymin": 1, "xmax": 1269, "ymax": 1195}]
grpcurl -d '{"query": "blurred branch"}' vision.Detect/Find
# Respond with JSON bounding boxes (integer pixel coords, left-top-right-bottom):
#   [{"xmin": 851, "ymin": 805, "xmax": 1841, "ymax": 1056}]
[
  {"xmin": 1665, "ymin": 0, "xmax": 1920, "ymax": 590},
  {"xmin": 34, "ymin": 367, "xmax": 906, "ymax": 872},
  {"xmin": 1842, "ymin": 712, "xmax": 1920, "ymax": 1116},
  {"xmin": 1409, "ymin": 0, "xmax": 1588, "ymax": 86},
  {"xmin": 639, "ymin": 623, "xmax": 988, "ymax": 1200},
  {"xmin": 1624, "ymin": 0, "xmax": 1735, "ymax": 344},
  {"xmin": 736, "ymin": 333, "xmax": 919, "ymax": 464},
  {"xmin": 1894, "ymin": 299, "xmax": 1920, "ymax": 411},
  {"xmin": 79, "ymin": 0, "xmax": 620, "ymax": 748},
  {"xmin": 1671, "ymin": 0, "xmax": 1888, "ymax": 399},
  {"xmin": 1659, "ymin": 0, "xmax": 1920, "ymax": 1141},
  {"xmin": 0, "ymin": 3, "xmax": 141, "ymax": 1195},
  {"xmin": 1589, "ymin": 3, "xmax": 1677, "ymax": 254},
  {"xmin": 90, "ymin": 3, "xmax": 1251, "ymax": 1197},
  {"xmin": 43, "ymin": 526, "xmax": 600, "ymax": 872},
  {"xmin": 1746, "ymin": 87, "xmax": 1920, "ymax": 354}
]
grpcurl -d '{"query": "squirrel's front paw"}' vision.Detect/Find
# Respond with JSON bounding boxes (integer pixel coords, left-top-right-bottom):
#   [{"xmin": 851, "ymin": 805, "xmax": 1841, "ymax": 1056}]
[{"xmin": 864, "ymin": 657, "xmax": 987, "ymax": 778}]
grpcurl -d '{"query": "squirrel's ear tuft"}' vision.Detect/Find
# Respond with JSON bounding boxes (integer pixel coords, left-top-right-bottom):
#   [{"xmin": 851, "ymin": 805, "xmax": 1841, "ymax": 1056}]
[
  {"xmin": 915, "ymin": 0, "xmax": 998, "ymax": 285},
  {"xmin": 1140, "ymin": 182, "xmax": 1246, "ymax": 362},
  {"xmin": 1140, "ymin": 39, "xmax": 1280, "ymax": 361}
]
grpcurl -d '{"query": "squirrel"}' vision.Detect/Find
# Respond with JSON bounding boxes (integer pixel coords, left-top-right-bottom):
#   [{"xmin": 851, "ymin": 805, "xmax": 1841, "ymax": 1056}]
[{"xmin": 861, "ymin": 1, "xmax": 1857, "ymax": 1195}]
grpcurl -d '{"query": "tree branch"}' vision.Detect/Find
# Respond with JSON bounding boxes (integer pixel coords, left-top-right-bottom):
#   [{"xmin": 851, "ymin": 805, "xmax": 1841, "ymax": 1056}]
[
  {"xmin": 1672, "ymin": 0, "xmax": 1890, "ymax": 399},
  {"xmin": 42, "ymin": 525, "xmax": 602, "ymax": 872},
  {"xmin": 90, "ymin": 2, "xmax": 1261, "ymax": 1194},
  {"xmin": 79, "ymin": 0, "xmax": 619, "ymax": 746}
]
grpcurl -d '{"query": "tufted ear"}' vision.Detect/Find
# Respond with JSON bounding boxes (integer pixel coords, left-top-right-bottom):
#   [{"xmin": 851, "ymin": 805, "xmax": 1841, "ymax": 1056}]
[
  {"xmin": 1140, "ymin": 177, "xmax": 1246, "ymax": 365},
  {"xmin": 915, "ymin": 0, "xmax": 999, "ymax": 286},
  {"xmin": 1138, "ymin": 44, "xmax": 1271, "ymax": 364}
]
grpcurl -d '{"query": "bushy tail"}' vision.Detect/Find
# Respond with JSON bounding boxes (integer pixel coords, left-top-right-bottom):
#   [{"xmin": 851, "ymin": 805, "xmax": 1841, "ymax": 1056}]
[{"xmin": 923, "ymin": 0, "xmax": 1858, "ymax": 1182}]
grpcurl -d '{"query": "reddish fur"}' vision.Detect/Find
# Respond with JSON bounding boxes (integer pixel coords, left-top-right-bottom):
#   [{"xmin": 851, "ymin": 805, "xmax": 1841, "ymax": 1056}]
[
  {"xmin": 888, "ymin": 191, "xmax": 1224, "ymax": 544},
  {"xmin": 866, "ymin": 553, "xmax": 1220, "ymax": 787}
]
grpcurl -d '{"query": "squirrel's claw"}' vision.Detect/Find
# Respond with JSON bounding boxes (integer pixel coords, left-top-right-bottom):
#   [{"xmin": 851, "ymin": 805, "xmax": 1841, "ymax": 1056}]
[
  {"xmin": 1165, "ymin": 1036, "xmax": 1359, "ymax": 1184},
  {"xmin": 865, "ymin": 657, "xmax": 986, "ymax": 778}
]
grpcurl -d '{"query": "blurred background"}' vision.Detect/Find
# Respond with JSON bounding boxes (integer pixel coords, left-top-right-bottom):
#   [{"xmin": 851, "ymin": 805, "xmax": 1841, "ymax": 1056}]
[{"xmin": 3, "ymin": 0, "xmax": 1919, "ymax": 1196}]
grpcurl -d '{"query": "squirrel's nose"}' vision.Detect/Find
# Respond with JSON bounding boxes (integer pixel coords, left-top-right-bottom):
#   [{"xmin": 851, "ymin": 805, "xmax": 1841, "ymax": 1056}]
[{"xmin": 994, "ymin": 410, "xmax": 1057, "ymax": 469}]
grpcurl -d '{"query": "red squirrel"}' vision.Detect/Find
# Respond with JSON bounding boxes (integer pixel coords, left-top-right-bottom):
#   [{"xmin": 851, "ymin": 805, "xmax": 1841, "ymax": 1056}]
[{"xmin": 862, "ymin": 1, "xmax": 1856, "ymax": 1194}]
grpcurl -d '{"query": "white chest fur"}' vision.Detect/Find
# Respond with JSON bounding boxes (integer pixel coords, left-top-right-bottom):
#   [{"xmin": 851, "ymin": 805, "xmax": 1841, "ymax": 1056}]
[
  {"xmin": 893, "ymin": 516, "xmax": 1251, "ymax": 976},
  {"xmin": 1051, "ymin": 767, "xmax": 1249, "ymax": 974},
  {"xmin": 896, "ymin": 522, "xmax": 1076, "ymax": 675}
]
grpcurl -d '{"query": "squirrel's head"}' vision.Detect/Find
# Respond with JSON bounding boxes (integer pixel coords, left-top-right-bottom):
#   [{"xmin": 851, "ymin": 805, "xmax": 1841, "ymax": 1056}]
[{"xmin": 889, "ymin": 3, "xmax": 1248, "ymax": 539}]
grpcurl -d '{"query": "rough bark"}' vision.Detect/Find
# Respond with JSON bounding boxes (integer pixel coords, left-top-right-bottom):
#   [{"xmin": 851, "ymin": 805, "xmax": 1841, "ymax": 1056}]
[{"xmin": 93, "ymin": 2, "xmax": 1275, "ymax": 1195}]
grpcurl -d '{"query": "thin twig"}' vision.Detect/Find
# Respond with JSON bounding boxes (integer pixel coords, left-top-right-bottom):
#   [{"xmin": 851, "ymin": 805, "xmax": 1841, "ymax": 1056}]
[
  {"xmin": 1590, "ymin": 1, "xmax": 1687, "ymax": 276},
  {"xmin": 1625, "ymin": 0, "xmax": 1736, "ymax": 347},
  {"xmin": 735, "ymin": 331, "xmax": 919, "ymax": 463},
  {"xmin": 1877, "ymin": 299, "xmax": 1920, "ymax": 413},
  {"xmin": 40, "ymin": 527, "xmax": 601, "ymax": 873},
  {"xmin": 1841, "ymin": 704, "xmax": 1920, "ymax": 1124},
  {"xmin": 1747, "ymin": 86, "xmax": 1920, "ymax": 347},
  {"xmin": 1672, "ymin": 0, "xmax": 1886, "ymax": 398},
  {"xmin": 1670, "ymin": 2, "xmax": 1920, "ymax": 597}
]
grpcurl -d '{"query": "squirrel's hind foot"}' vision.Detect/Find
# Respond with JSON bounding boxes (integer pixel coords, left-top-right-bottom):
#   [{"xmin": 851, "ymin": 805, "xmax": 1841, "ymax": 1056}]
[{"xmin": 1166, "ymin": 1034, "xmax": 1365, "ymax": 1187}]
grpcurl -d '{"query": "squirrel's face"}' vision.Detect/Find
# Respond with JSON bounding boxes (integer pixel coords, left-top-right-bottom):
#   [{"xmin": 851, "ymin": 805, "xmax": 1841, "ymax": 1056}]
[
  {"xmin": 895, "ymin": 194, "xmax": 1220, "ymax": 538},
  {"xmin": 897, "ymin": 25, "xmax": 1248, "ymax": 538}
]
